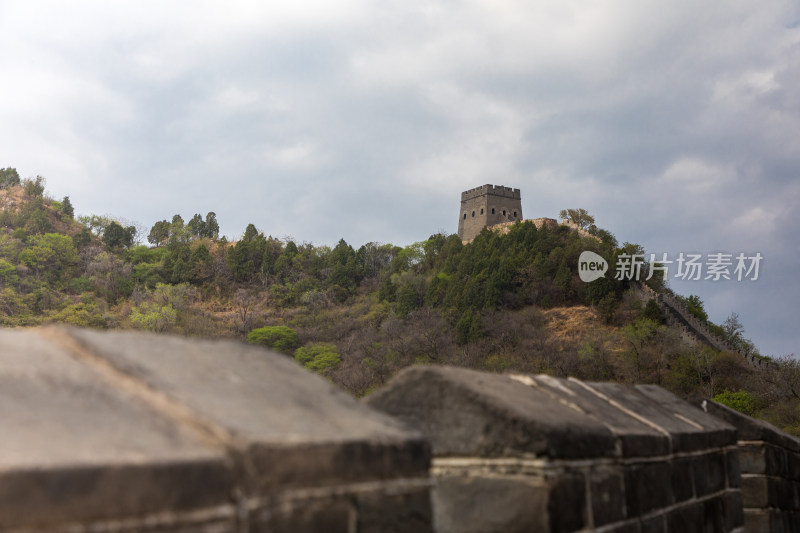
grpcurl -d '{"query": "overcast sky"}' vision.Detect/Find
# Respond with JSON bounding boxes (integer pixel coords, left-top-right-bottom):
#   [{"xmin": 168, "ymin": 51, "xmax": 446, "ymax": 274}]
[{"xmin": 1, "ymin": 1, "xmax": 798, "ymax": 356}]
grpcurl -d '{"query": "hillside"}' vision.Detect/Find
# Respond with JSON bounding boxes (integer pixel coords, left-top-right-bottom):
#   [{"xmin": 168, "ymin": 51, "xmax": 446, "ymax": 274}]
[{"xmin": 0, "ymin": 170, "xmax": 798, "ymax": 435}]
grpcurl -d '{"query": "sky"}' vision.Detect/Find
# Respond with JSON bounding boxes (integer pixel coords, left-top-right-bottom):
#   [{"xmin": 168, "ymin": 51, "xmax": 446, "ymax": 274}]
[{"xmin": 0, "ymin": 1, "xmax": 798, "ymax": 356}]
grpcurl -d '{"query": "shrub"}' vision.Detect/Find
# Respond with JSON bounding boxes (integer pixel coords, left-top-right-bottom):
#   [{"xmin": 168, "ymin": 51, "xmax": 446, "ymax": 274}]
[
  {"xmin": 713, "ymin": 389, "xmax": 758, "ymax": 417},
  {"xmin": 130, "ymin": 303, "xmax": 177, "ymax": 333},
  {"xmin": 22, "ymin": 175, "xmax": 45, "ymax": 197},
  {"xmin": 642, "ymin": 298, "xmax": 665, "ymax": 324},
  {"xmin": 247, "ymin": 325, "xmax": 299, "ymax": 355},
  {"xmin": 294, "ymin": 342, "xmax": 341, "ymax": 374}
]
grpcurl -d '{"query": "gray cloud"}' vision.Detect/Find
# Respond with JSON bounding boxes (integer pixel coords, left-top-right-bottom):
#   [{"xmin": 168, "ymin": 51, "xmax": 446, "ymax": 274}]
[{"xmin": 0, "ymin": 0, "xmax": 797, "ymax": 355}]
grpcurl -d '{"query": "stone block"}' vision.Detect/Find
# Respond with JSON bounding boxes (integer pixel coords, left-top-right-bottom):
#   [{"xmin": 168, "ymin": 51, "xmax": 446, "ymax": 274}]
[
  {"xmin": 791, "ymin": 511, "xmax": 800, "ymax": 531},
  {"xmin": 744, "ymin": 509, "xmax": 772, "ymax": 533},
  {"xmin": 794, "ymin": 480, "xmax": 800, "ymax": 510},
  {"xmin": 725, "ymin": 448, "xmax": 741, "ymax": 488},
  {"xmin": 590, "ymin": 465, "xmax": 626, "ymax": 526},
  {"xmin": 740, "ymin": 444, "xmax": 766, "ymax": 475},
  {"xmin": 0, "ymin": 327, "xmax": 431, "ymax": 531},
  {"xmin": 639, "ymin": 514, "xmax": 666, "ymax": 533},
  {"xmin": 640, "ymin": 514, "xmax": 667, "ymax": 533},
  {"xmin": 366, "ymin": 366, "xmax": 617, "ymax": 459},
  {"xmin": 769, "ymin": 510, "xmax": 788, "ymax": 533},
  {"xmin": 701, "ymin": 497, "xmax": 725, "ymax": 532},
  {"xmin": 723, "ymin": 490, "xmax": 744, "ymax": 531},
  {"xmin": 789, "ymin": 451, "xmax": 800, "ymax": 481},
  {"xmin": 671, "ymin": 456, "xmax": 695, "ymax": 502},
  {"xmin": 355, "ymin": 487, "xmax": 433, "ymax": 533},
  {"xmin": 693, "ymin": 451, "xmax": 726, "ymax": 496},
  {"xmin": 547, "ymin": 471, "xmax": 587, "ymax": 532},
  {"xmin": 766, "ymin": 443, "xmax": 788, "ymax": 476},
  {"xmin": 624, "ymin": 461, "xmax": 674, "ymax": 516},
  {"xmin": 741, "ymin": 475, "xmax": 769, "ymax": 508},
  {"xmin": 738, "ymin": 444, "xmax": 766, "ymax": 474},
  {"xmin": 775, "ymin": 477, "xmax": 793, "ymax": 510},
  {"xmin": 432, "ymin": 475, "xmax": 549, "ymax": 533},
  {"xmin": 665, "ymin": 502, "xmax": 704, "ymax": 533},
  {"xmin": 253, "ymin": 499, "xmax": 355, "ymax": 533}
]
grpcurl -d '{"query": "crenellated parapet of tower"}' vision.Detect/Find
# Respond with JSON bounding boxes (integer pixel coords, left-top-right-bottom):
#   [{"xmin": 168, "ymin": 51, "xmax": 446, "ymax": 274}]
[{"xmin": 460, "ymin": 184, "xmax": 521, "ymax": 202}]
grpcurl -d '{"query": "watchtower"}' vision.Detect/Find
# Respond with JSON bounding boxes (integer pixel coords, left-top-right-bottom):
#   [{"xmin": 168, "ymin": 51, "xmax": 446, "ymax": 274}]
[{"xmin": 457, "ymin": 184, "xmax": 522, "ymax": 241}]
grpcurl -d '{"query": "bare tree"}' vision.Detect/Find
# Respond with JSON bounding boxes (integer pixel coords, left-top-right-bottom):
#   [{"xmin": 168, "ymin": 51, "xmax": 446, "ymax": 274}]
[{"xmin": 233, "ymin": 288, "xmax": 256, "ymax": 335}]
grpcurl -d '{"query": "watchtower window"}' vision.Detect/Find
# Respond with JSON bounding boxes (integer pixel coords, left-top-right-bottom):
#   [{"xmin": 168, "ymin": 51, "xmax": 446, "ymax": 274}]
[
  {"xmin": 491, "ymin": 208, "xmax": 495, "ymax": 214},
  {"xmin": 471, "ymin": 211, "xmax": 475, "ymax": 217},
  {"xmin": 463, "ymin": 213, "xmax": 466, "ymax": 220},
  {"xmin": 503, "ymin": 210, "xmax": 506, "ymax": 216},
  {"xmin": 513, "ymin": 211, "xmax": 517, "ymax": 217},
  {"xmin": 480, "ymin": 208, "xmax": 484, "ymax": 215}
]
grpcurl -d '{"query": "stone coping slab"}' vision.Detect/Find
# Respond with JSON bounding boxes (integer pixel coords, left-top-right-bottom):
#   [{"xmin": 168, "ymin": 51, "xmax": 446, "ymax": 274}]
[
  {"xmin": 0, "ymin": 326, "xmax": 430, "ymax": 530},
  {"xmin": 367, "ymin": 366, "xmax": 738, "ymax": 460},
  {"xmin": 366, "ymin": 366, "xmax": 618, "ymax": 458},
  {"xmin": 703, "ymin": 399, "xmax": 800, "ymax": 452}
]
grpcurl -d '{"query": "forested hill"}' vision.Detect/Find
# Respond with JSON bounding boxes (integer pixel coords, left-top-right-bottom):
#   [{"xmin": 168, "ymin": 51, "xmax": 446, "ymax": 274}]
[{"xmin": 1, "ymin": 168, "xmax": 799, "ymax": 435}]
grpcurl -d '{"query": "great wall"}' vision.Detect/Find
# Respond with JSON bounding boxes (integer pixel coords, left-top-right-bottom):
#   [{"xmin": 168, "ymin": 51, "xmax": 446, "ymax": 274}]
[
  {"xmin": 2, "ymin": 326, "xmax": 798, "ymax": 532},
  {"xmin": 637, "ymin": 283, "xmax": 772, "ymax": 371},
  {"xmin": 0, "ymin": 185, "xmax": 786, "ymax": 532},
  {"xmin": 459, "ymin": 184, "xmax": 766, "ymax": 371}
]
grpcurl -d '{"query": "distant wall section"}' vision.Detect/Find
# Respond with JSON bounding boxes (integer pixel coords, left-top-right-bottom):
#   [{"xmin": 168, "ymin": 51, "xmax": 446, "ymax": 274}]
[{"xmin": 457, "ymin": 184, "xmax": 522, "ymax": 242}]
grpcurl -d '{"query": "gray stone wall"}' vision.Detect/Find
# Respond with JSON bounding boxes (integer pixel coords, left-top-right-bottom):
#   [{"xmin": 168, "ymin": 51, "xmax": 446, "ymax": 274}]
[
  {"xmin": 7, "ymin": 326, "xmax": 800, "ymax": 532},
  {"xmin": 457, "ymin": 184, "xmax": 522, "ymax": 242},
  {"xmin": 703, "ymin": 400, "xmax": 800, "ymax": 532},
  {"xmin": 0, "ymin": 326, "xmax": 431, "ymax": 532},
  {"xmin": 367, "ymin": 367, "xmax": 744, "ymax": 533}
]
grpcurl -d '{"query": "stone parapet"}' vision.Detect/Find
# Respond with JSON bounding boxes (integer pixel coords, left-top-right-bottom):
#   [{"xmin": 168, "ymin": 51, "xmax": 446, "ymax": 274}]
[
  {"xmin": 703, "ymin": 400, "xmax": 800, "ymax": 533},
  {"xmin": 367, "ymin": 366, "xmax": 743, "ymax": 533},
  {"xmin": 0, "ymin": 326, "xmax": 432, "ymax": 532}
]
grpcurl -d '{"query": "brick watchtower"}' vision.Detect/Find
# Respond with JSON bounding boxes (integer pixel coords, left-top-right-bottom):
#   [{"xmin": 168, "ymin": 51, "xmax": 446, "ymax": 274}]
[{"xmin": 457, "ymin": 184, "xmax": 522, "ymax": 242}]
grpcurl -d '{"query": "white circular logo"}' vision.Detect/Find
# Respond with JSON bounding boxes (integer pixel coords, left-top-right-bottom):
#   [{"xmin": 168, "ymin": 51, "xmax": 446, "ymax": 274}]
[{"xmin": 578, "ymin": 251, "xmax": 608, "ymax": 282}]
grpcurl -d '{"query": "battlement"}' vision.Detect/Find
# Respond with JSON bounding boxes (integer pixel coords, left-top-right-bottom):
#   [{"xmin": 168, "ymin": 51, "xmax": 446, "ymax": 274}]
[{"xmin": 461, "ymin": 184, "xmax": 521, "ymax": 201}]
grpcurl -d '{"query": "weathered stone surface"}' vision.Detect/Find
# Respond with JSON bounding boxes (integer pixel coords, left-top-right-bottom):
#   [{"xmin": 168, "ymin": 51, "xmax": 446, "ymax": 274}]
[
  {"xmin": 60, "ymin": 327, "xmax": 428, "ymax": 491},
  {"xmin": 533, "ymin": 376, "xmax": 671, "ymax": 458},
  {"xmin": 624, "ymin": 461, "xmax": 674, "ymax": 516},
  {"xmin": 704, "ymin": 399, "xmax": 800, "ymax": 452},
  {"xmin": 432, "ymin": 475, "xmax": 549, "ymax": 533},
  {"xmin": 693, "ymin": 451, "xmax": 726, "ymax": 496},
  {"xmin": 547, "ymin": 470, "xmax": 587, "ymax": 531},
  {"xmin": 723, "ymin": 490, "xmax": 744, "ymax": 531},
  {"xmin": 665, "ymin": 502, "xmax": 705, "ymax": 533},
  {"xmin": 743, "ymin": 509, "xmax": 772, "ymax": 533},
  {"xmin": 671, "ymin": 456, "xmax": 695, "ymax": 502},
  {"xmin": 790, "ymin": 451, "xmax": 800, "ymax": 481},
  {"xmin": 369, "ymin": 367, "xmax": 746, "ymax": 532},
  {"xmin": 0, "ymin": 328, "xmax": 234, "ymax": 530},
  {"xmin": 634, "ymin": 385, "xmax": 737, "ymax": 452},
  {"xmin": 366, "ymin": 366, "xmax": 618, "ymax": 459},
  {"xmin": 725, "ymin": 448, "xmax": 742, "ymax": 488},
  {"xmin": 639, "ymin": 515, "xmax": 666, "ymax": 533},
  {"xmin": 0, "ymin": 326, "xmax": 432, "ymax": 532},
  {"xmin": 741, "ymin": 475, "xmax": 770, "ymax": 508},
  {"xmin": 355, "ymin": 487, "xmax": 433, "ymax": 533},
  {"xmin": 589, "ymin": 465, "xmax": 626, "ymax": 526}
]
